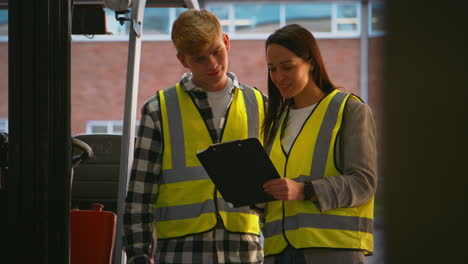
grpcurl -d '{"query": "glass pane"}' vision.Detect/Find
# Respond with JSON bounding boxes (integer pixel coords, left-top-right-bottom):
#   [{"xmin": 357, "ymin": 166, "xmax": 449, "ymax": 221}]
[
  {"xmin": 207, "ymin": 5, "xmax": 229, "ymax": 33},
  {"xmin": 175, "ymin": 8, "xmax": 186, "ymax": 18},
  {"xmin": 0, "ymin": 10, "xmax": 7, "ymax": 127},
  {"xmin": 144, "ymin": 8, "xmax": 170, "ymax": 34},
  {"xmin": 0, "ymin": 10, "xmax": 7, "ymax": 36},
  {"xmin": 112, "ymin": 123, "xmax": 123, "ymax": 133},
  {"xmin": 0, "ymin": 119, "xmax": 7, "ymax": 133},
  {"xmin": 371, "ymin": 2, "xmax": 386, "ymax": 32},
  {"xmin": 234, "ymin": 4, "xmax": 280, "ymax": 33},
  {"xmin": 91, "ymin": 125, "xmax": 108, "ymax": 134},
  {"xmin": 337, "ymin": 4, "xmax": 358, "ymax": 32},
  {"xmin": 104, "ymin": 8, "xmax": 130, "ymax": 36},
  {"xmin": 286, "ymin": 3, "xmax": 332, "ymax": 32}
]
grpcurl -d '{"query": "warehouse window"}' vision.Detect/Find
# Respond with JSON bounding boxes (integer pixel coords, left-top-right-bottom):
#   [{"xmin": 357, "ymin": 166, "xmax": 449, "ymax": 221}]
[
  {"xmin": 336, "ymin": 3, "xmax": 359, "ymax": 32},
  {"xmin": 370, "ymin": 1, "xmax": 386, "ymax": 35},
  {"xmin": 86, "ymin": 120, "xmax": 139, "ymax": 134},
  {"xmin": 285, "ymin": 3, "xmax": 332, "ymax": 33},
  {"xmin": 0, "ymin": 9, "xmax": 7, "ymax": 41},
  {"xmin": 207, "ymin": 2, "xmax": 361, "ymax": 39},
  {"xmin": 69, "ymin": 1, "xmax": 386, "ymax": 42},
  {"xmin": 0, "ymin": 118, "xmax": 8, "ymax": 133},
  {"xmin": 233, "ymin": 3, "xmax": 280, "ymax": 34}
]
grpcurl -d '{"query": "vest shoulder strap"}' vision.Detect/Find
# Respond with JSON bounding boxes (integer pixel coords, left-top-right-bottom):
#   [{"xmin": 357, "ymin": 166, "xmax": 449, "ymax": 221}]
[
  {"xmin": 349, "ymin": 93, "xmax": 364, "ymax": 103},
  {"xmin": 237, "ymin": 82, "xmax": 253, "ymax": 90}
]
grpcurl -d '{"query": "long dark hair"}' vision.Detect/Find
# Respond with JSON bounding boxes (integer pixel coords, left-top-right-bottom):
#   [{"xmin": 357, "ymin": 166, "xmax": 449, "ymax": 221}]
[{"xmin": 263, "ymin": 24, "xmax": 336, "ymax": 144}]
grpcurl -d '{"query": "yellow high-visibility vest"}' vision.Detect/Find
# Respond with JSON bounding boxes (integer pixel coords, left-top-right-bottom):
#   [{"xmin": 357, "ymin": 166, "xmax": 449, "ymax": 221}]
[
  {"xmin": 264, "ymin": 90, "xmax": 374, "ymax": 256},
  {"xmin": 155, "ymin": 83, "xmax": 265, "ymax": 239}
]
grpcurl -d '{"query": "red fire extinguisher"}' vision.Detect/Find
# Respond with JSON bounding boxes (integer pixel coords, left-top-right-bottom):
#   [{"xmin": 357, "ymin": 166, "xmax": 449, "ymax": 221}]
[{"xmin": 70, "ymin": 203, "xmax": 116, "ymax": 264}]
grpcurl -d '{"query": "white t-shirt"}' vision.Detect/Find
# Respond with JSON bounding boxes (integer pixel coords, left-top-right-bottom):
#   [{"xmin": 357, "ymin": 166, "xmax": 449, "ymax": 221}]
[
  {"xmin": 206, "ymin": 77, "xmax": 233, "ymax": 136},
  {"xmin": 282, "ymin": 104, "xmax": 317, "ymax": 153}
]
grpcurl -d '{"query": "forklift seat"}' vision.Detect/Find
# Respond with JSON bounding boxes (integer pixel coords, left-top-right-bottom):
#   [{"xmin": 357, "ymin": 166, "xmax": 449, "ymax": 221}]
[{"xmin": 71, "ymin": 134, "xmax": 122, "ymax": 213}]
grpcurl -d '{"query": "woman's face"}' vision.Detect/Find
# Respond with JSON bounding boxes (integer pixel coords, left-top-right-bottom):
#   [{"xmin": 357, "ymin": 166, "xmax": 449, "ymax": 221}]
[{"xmin": 266, "ymin": 44, "xmax": 314, "ymax": 101}]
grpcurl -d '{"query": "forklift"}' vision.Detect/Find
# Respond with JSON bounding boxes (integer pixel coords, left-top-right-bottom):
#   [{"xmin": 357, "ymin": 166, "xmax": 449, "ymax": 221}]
[{"xmin": 2, "ymin": 0, "xmax": 199, "ymax": 263}]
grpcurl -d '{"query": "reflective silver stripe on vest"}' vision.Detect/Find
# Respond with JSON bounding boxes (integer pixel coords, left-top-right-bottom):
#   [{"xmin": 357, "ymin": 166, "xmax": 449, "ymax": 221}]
[
  {"xmin": 265, "ymin": 92, "xmax": 364, "ymax": 239},
  {"xmin": 159, "ymin": 166, "xmax": 209, "ymax": 184},
  {"xmin": 161, "ymin": 86, "xmax": 262, "ymax": 185},
  {"xmin": 263, "ymin": 213, "xmax": 373, "ymax": 238},
  {"xmin": 280, "ymin": 92, "xmax": 347, "ymax": 182},
  {"xmin": 217, "ymin": 198, "xmax": 255, "ymax": 214},
  {"xmin": 309, "ymin": 92, "xmax": 347, "ymax": 180},
  {"xmin": 163, "ymin": 87, "xmax": 186, "ymax": 170},
  {"xmin": 241, "ymin": 86, "xmax": 260, "ymax": 138},
  {"xmin": 156, "ymin": 197, "xmax": 256, "ymax": 221},
  {"xmin": 159, "ymin": 86, "xmax": 259, "ymax": 223},
  {"xmin": 156, "ymin": 82, "xmax": 216, "ymax": 224},
  {"xmin": 161, "ymin": 87, "xmax": 210, "ymax": 184},
  {"xmin": 156, "ymin": 199, "xmax": 215, "ymax": 221}
]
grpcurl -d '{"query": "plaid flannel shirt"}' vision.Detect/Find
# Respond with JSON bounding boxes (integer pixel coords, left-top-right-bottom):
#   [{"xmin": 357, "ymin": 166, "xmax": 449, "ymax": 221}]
[{"xmin": 124, "ymin": 72, "xmax": 266, "ymax": 264}]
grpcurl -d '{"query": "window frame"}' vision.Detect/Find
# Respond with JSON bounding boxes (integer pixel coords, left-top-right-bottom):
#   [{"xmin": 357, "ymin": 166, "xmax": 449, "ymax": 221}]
[
  {"xmin": 208, "ymin": 2, "xmax": 362, "ymax": 40},
  {"xmin": 86, "ymin": 120, "xmax": 121, "ymax": 134},
  {"xmin": 73, "ymin": 1, "xmax": 365, "ymax": 42},
  {"xmin": 86, "ymin": 120, "xmax": 140, "ymax": 134},
  {"xmin": 0, "ymin": 118, "xmax": 8, "ymax": 133},
  {"xmin": 0, "ymin": 8, "xmax": 8, "ymax": 42},
  {"xmin": 0, "ymin": 1, "xmax": 387, "ymax": 42},
  {"xmin": 369, "ymin": 1, "xmax": 386, "ymax": 37}
]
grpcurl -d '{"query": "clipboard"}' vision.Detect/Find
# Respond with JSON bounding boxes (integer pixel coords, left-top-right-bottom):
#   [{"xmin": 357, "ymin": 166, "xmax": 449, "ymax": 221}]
[{"xmin": 196, "ymin": 138, "xmax": 280, "ymax": 207}]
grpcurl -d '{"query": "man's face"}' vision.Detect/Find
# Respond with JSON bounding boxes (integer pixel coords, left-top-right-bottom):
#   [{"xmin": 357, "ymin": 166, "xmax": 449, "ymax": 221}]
[{"xmin": 177, "ymin": 34, "xmax": 230, "ymax": 92}]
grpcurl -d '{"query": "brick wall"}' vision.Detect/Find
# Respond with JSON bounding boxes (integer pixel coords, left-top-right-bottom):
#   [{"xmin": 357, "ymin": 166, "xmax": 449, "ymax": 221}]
[{"xmin": 0, "ymin": 37, "xmax": 385, "ymax": 135}]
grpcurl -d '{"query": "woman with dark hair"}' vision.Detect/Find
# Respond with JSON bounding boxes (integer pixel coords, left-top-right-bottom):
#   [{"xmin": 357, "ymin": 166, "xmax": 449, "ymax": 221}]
[{"xmin": 261, "ymin": 24, "xmax": 377, "ymax": 264}]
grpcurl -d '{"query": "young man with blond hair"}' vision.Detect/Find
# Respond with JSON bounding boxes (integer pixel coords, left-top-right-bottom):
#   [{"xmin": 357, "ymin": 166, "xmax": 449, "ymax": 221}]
[{"xmin": 123, "ymin": 9, "xmax": 266, "ymax": 264}]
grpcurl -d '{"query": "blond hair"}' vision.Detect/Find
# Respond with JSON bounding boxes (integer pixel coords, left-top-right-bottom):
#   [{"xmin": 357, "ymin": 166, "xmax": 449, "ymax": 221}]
[{"xmin": 171, "ymin": 9, "xmax": 223, "ymax": 56}]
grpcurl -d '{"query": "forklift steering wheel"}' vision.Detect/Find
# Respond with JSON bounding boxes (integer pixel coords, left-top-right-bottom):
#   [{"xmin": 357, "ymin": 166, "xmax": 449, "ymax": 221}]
[{"xmin": 71, "ymin": 137, "xmax": 94, "ymax": 168}]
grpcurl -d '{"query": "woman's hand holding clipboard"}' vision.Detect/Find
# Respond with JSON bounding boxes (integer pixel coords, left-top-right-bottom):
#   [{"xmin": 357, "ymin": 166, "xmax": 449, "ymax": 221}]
[{"xmin": 196, "ymin": 138, "xmax": 280, "ymax": 208}]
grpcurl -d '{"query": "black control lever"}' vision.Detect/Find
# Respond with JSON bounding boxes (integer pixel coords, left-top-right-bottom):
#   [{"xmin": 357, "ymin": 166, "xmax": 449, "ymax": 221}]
[{"xmin": 71, "ymin": 137, "xmax": 94, "ymax": 169}]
